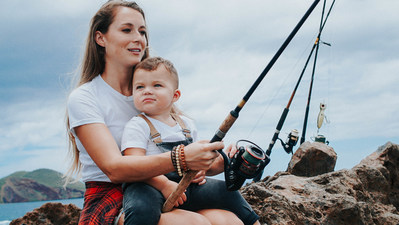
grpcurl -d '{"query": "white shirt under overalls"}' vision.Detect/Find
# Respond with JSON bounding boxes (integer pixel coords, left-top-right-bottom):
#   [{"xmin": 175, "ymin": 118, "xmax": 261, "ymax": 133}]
[{"xmin": 121, "ymin": 114, "xmax": 198, "ymax": 155}]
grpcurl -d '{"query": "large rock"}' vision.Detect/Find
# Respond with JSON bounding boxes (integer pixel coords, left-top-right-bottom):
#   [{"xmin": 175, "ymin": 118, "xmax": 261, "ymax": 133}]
[
  {"xmin": 10, "ymin": 202, "xmax": 81, "ymax": 225},
  {"xmin": 242, "ymin": 142, "xmax": 399, "ymax": 224},
  {"xmin": 287, "ymin": 141, "xmax": 337, "ymax": 177}
]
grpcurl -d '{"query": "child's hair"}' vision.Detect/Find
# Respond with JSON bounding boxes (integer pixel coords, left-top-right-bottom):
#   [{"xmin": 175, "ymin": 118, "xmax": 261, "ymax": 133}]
[
  {"xmin": 134, "ymin": 56, "xmax": 183, "ymax": 115},
  {"xmin": 134, "ymin": 56, "xmax": 179, "ymax": 89}
]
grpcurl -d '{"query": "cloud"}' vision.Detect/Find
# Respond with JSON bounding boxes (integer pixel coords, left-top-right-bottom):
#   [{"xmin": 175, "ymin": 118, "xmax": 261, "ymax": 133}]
[
  {"xmin": 0, "ymin": 98, "xmax": 68, "ymax": 177},
  {"xmin": 0, "ymin": 0, "xmax": 398, "ymax": 179}
]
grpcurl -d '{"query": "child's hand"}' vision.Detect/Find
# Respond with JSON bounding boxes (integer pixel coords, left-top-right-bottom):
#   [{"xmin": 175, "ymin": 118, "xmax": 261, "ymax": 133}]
[
  {"xmin": 191, "ymin": 170, "xmax": 207, "ymax": 185},
  {"xmin": 161, "ymin": 180, "xmax": 187, "ymax": 207}
]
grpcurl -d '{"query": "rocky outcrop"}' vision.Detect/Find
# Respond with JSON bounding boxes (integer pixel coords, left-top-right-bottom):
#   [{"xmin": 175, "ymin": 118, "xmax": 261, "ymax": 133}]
[
  {"xmin": 10, "ymin": 142, "xmax": 399, "ymax": 225},
  {"xmin": 242, "ymin": 142, "xmax": 399, "ymax": 224},
  {"xmin": 10, "ymin": 202, "xmax": 81, "ymax": 225}
]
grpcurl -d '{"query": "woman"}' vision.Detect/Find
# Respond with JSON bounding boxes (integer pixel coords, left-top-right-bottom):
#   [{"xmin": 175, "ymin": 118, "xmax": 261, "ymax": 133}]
[{"xmin": 66, "ymin": 1, "xmax": 250, "ymax": 224}]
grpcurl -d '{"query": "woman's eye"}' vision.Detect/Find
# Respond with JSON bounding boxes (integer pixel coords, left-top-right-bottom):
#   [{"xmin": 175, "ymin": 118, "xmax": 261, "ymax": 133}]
[
  {"xmin": 122, "ymin": 28, "xmax": 131, "ymax": 33},
  {"xmin": 139, "ymin": 30, "xmax": 147, "ymax": 36}
]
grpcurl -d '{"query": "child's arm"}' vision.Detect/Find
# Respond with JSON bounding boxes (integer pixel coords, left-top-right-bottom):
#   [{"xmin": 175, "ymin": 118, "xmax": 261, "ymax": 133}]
[{"xmin": 124, "ymin": 148, "xmax": 187, "ymax": 206}]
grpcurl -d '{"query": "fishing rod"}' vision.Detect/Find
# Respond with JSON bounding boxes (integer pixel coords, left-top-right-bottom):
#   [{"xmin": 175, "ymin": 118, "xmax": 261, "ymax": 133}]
[
  {"xmin": 162, "ymin": 0, "xmax": 321, "ymax": 213},
  {"xmin": 253, "ymin": 0, "xmax": 335, "ymax": 182},
  {"xmin": 301, "ymin": 0, "xmax": 335, "ymax": 144}
]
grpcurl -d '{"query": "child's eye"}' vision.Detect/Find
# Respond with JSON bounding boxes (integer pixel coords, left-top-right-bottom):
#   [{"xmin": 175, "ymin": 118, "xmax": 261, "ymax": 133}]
[
  {"xmin": 154, "ymin": 84, "xmax": 162, "ymax": 87},
  {"xmin": 136, "ymin": 85, "xmax": 144, "ymax": 89}
]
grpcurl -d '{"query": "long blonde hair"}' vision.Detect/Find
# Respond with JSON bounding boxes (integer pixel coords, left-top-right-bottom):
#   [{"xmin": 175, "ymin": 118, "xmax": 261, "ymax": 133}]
[{"xmin": 65, "ymin": 0, "xmax": 149, "ymax": 183}]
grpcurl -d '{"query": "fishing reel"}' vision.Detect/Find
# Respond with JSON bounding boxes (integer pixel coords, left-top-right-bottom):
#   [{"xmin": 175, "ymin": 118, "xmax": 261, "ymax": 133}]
[
  {"xmin": 278, "ymin": 129, "xmax": 299, "ymax": 154},
  {"xmin": 223, "ymin": 140, "xmax": 270, "ymax": 191}
]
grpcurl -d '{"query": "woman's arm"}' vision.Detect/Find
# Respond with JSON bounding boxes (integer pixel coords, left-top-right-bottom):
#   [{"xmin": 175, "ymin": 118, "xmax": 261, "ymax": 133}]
[
  {"xmin": 124, "ymin": 147, "xmax": 187, "ymax": 206},
  {"xmin": 75, "ymin": 123, "xmax": 222, "ymax": 183}
]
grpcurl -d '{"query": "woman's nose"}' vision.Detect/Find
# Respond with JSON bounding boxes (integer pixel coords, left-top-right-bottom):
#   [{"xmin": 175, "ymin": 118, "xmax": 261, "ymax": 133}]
[{"xmin": 131, "ymin": 30, "xmax": 145, "ymax": 44}]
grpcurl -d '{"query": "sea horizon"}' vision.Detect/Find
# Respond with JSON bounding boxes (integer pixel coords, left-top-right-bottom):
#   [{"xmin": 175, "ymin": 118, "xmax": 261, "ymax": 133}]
[{"xmin": 0, "ymin": 198, "xmax": 84, "ymax": 224}]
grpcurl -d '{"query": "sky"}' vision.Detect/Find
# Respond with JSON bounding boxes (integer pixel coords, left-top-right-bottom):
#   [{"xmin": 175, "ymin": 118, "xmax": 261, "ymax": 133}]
[{"xmin": 0, "ymin": 0, "xmax": 398, "ymax": 180}]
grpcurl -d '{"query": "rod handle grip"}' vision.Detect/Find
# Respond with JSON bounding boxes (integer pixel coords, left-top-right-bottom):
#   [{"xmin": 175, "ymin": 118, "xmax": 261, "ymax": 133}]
[{"xmin": 162, "ymin": 170, "xmax": 198, "ymax": 212}]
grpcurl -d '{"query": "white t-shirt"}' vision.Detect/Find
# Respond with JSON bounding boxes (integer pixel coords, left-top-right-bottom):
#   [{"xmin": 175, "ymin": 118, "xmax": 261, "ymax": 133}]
[
  {"xmin": 67, "ymin": 75, "xmax": 139, "ymax": 182},
  {"xmin": 121, "ymin": 114, "xmax": 198, "ymax": 155}
]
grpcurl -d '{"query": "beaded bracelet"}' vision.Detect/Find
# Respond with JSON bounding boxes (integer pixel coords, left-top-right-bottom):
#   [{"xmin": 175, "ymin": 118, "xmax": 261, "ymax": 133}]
[
  {"xmin": 179, "ymin": 144, "xmax": 188, "ymax": 172},
  {"xmin": 171, "ymin": 145, "xmax": 189, "ymax": 176},
  {"xmin": 175, "ymin": 145, "xmax": 182, "ymax": 176},
  {"xmin": 171, "ymin": 146, "xmax": 178, "ymax": 172}
]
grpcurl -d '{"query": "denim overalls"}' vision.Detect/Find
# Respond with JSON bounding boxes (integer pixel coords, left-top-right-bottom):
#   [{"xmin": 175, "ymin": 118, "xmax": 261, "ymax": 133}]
[{"xmin": 122, "ymin": 114, "xmax": 259, "ymax": 225}]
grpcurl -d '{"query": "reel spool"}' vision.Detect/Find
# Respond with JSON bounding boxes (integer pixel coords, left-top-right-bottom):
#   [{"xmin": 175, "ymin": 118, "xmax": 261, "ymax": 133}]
[{"xmin": 224, "ymin": 140, "xmax": 269, "ymax": 191}]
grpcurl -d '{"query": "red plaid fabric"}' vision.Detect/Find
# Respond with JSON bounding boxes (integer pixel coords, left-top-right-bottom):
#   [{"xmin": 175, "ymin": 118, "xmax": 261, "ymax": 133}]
[{"xmin": 79, "ymin": 181, "xmax": 123, "ymax": 225}]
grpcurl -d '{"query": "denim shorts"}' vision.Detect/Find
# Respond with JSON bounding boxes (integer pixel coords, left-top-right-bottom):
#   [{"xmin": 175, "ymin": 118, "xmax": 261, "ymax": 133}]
[{"xmin": 122, "ymin": 175, "xmax": 259, "ymax": 225}]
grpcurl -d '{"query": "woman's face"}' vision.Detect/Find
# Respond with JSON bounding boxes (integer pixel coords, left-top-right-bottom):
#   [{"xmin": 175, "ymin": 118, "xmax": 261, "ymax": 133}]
[{"xmin": 97, "ymin": 6, "xmax": 147, "ymax": 68}]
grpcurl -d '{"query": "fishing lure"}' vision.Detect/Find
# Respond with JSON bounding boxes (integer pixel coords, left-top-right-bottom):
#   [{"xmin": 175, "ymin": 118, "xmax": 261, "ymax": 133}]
[{"xmin": 317, "ymin": 102, "xmax": 329, "ymax": 133}]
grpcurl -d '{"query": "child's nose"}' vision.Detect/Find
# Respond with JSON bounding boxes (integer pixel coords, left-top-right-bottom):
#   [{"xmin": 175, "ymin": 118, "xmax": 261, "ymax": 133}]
[{"xmin": 144, "ymin": 87, "xmax": 152, "ymax": 94}]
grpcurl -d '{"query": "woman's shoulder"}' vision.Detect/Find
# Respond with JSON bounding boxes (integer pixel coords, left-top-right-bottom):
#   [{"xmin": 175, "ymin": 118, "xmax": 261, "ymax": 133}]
[
  {"xmin": 67, "ymin": 78, "xmax": 101, "ymax": 113},
  {"xmin": 67, "ymin": 77, "xmax": 101, "ymax": 103}
]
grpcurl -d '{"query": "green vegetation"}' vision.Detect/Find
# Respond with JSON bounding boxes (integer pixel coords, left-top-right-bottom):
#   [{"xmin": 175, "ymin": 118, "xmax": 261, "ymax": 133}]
[{"xmin": 0, "ymin": 168, "xmax": 85, "ymax": 203}]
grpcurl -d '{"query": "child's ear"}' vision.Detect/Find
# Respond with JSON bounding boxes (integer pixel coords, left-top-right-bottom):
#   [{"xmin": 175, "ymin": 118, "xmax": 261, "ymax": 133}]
[
  {"xmin": 95, "ymin": 31, "xmax": 106, "ymax": 47},
  {"xmin": 173, "ymin": 89, "xmax": 181, "ymax": 102}
]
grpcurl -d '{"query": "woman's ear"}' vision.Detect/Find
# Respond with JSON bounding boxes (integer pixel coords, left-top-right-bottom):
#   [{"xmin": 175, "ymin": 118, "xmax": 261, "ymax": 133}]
[
  {"xmin": 95, "ymin": 31, "xmax": 105, "ymax": 47},
  {"xmin": 173, "ymin": 89, "xmax": 181, "ymax": 102}
]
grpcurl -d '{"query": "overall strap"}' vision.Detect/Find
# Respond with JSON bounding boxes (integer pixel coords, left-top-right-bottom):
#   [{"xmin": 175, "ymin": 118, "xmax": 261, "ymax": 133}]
[
  {"xmin": 138, "ymin": 114, "xmax": 192, "ymax": 144},
  {"xmin": 171, "ymin": 113, "xmax": 192, "ymax": 139},
  {"xmin": 137, "ymin": 114, "xmax": 162, "ymax": 144}
]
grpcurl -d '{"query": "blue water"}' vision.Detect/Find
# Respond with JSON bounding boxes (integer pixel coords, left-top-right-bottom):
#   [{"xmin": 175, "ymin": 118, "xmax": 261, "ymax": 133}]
[{"xmin": 0, "ymin": 198, "xmax": 83, "ymax": 224}]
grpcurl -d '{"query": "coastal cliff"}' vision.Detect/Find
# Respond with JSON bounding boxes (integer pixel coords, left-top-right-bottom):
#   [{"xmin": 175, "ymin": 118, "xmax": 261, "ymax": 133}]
[{"xmin": 0, "ymin": 168, "xmax": 84, "ymax": 203}]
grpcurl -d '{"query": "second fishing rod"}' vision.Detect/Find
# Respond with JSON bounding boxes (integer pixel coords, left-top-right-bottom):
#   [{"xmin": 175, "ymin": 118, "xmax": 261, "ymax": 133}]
[
  {"xmin": 162, "ymin": 0, "xmax": 322, "ymax": 213},
  {"xmin": 253, "ymin": 0, "xmax": 336, "ymax": 182}
]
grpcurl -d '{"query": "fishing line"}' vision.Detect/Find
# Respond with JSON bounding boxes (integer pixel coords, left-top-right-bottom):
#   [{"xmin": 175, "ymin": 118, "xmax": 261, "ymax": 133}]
[
  {"xmin": 301, "ymin": 0, "xmax": 335, "ymax": 144},
  {"xmin": 163, "ymin": 0, "xmax": 322, "ymax": 212},
  {"xmin": 253, "ymin": 0, "xmax": 336, "ymax": 181},
  {"xmin": 246, "ymin": 32, "xmax": 321, "ymax": 140}
]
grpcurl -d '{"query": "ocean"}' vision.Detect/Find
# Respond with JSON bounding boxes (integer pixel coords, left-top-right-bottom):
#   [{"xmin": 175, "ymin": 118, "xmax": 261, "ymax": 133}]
[{"xmin": 0, "ymin": 198, "xmax": 84, "ymax": 225}]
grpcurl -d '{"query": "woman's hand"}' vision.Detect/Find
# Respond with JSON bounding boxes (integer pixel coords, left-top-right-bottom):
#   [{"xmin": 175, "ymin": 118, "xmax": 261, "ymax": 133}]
[
  {"xmin": 184, "ymin": 140, "xmax": 224, "ymax": 171},
  {"xmin": 191, "ymin": 170, "xmax": 207, "ymax": 185},
  {"xmin": 206, "ymin": 143, "xmax": 238, "ymax": 176}
]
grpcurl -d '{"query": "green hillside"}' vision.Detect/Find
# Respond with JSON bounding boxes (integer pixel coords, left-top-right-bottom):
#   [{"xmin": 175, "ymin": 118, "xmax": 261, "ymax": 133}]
[{"xmin": 0, "ymin": 168, "xmax": 85, "ymax": 203}]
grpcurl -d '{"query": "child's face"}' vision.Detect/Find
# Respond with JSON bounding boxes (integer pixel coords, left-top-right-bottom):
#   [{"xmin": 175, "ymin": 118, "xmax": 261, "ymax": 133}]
[{"xmin": 132, "ymin": 64, "xmax": 180, "ymax": 116}]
